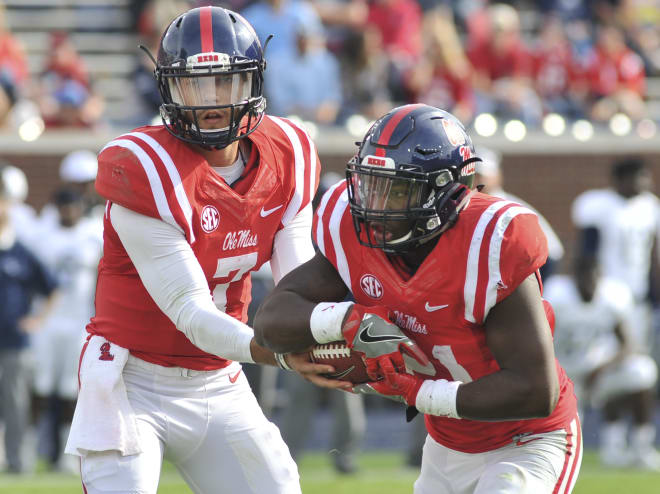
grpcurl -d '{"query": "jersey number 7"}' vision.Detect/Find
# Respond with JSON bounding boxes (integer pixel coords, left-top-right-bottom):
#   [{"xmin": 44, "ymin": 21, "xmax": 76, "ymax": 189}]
[{"xmin": 212, "ymin": 253, "xmax": 258, "ymax": 312}]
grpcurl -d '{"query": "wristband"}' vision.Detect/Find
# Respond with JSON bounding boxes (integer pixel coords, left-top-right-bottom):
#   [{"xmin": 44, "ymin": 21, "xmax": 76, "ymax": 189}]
[
  {"xmin": 415, "ymin": 379, "xmax": 462, "ymax": 419},
  {"xmin": 274, "ymin": 353, "xmax": 292, "ymax": 371},
  {"xmin": 309, "ymin": 302, "xmax": 353, "ymax": 343}
]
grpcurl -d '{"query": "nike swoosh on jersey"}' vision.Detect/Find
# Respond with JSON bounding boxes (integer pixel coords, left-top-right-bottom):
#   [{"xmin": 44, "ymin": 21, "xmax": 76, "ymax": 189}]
[
  {"xmin": 229, "ymin": 370, "xmax": 242, "ymax": 383},
  {"xmin": 358, "ymin": 322, "xmax": 407, "ymax": 343},
  {"xmin": 515, "ymin": 436, "xmax": 544, "ymax": 446},
  {"xmin": 260, "ymin": 204, "xmax": 283, "ymax": 217},
  {"xmin": 425, "ymin": 302, "xmax": 449, "ymax": 312}
]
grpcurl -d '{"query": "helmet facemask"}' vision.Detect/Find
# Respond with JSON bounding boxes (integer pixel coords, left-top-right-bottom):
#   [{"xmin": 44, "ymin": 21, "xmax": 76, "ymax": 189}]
[
  {"xmin": 157, "ymin": 54, "xmax": 265, "ymax": 149},
  {"xmin": 347, "ymin": 157, "xmax": 478, "ymax": 254}
]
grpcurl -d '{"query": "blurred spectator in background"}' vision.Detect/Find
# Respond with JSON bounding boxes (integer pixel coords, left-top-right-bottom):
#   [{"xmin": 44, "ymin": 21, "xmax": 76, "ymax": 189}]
[
  {"xmin": 586, "ymin": 24, "xmax": 647, "ymax": 123},
  {"xmin": 30, "ymin": 187, "xmax": 102, "ymax": 473},
  {"xmin": 618, "ymin": 1, "xmax": 660, "ymax": 76},
  {"xmin": 0, "ymin": 4, "xmax": 29, "ymax": 128},
  {"xmin": 132, "ymin": 40, "xmax": 161, "ymax": 126},
  {"xmin": 532, "ymin": 15, "xmax": 588, "ymax": 119},
  {"xmin": 475, "ymin": 146, "xmax": 564, "ymax": 279},
  {"xmin": 365, "ymin": 0, "xmax": 422, "ymax": 102},
  {"xmin": 536, "ymin": 0, "xmax": 592, "ymax": 22},
  {"xmin": 136, "ymin": 0, "xmax": 190, "ymax": 40},
  {"xmin": 133, "ymin": 0, "xmax": 189, "ymax": 126},
  {"xmin": 545, "ymin": 256, "xmax": 659, "ymax": 469},
  {"xmin": 0, "ymin": 166, "xmax": 58, "ymax": 474},
  {"xmin": 241, "ymin": 0, "xmax": 321, "ymax": 60},
  {"xmin": 405, "ymin": 8, "xmax": 475, "ymax": 124},
  {"xmin": 266, "ymin": 16, "xmax": 342, "ymax": 124},
  {"xmin": 310, "ymin": 0, "xmax": 368, "ymax": 54},
  {"xmin": 339, "ymin": 25, "xmax": 396, "ymax": 121},
  {"xmin": 36, "ymin": 32, "xmax": 104, "ymax": 129},
  {"xmin": 467, "ymin": 3, "xmax": 543, "ymax": 126},
  {"xmin": 367, "ymin": 0, "xmax": 422, "ymax": 62}
]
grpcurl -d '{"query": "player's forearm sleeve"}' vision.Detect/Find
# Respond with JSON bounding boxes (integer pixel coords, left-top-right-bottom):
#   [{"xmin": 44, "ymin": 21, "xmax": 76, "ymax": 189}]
[
  {"xmin": 110, "ymin": 204, "xmax": 254, "ymax": 363},
  {"xmin": 270, "ymin": 203, "xmax": 315, "ymax": 284}
]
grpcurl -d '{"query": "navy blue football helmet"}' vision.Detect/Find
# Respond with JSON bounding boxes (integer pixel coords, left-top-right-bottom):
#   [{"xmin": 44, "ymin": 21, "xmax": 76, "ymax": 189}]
[
  {"xmin": 154, "ymin": 6, "xmax": 266, "ymax": 148},
  {"xmin": 346, "ymin": 104, "xmax": 481, "ymax": 253}
]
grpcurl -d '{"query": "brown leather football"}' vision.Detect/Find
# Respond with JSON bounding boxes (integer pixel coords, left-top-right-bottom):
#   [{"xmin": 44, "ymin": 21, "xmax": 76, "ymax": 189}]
[{"xmin": 310, "ymin": 341, "xmax": 371, "ymax": 384}]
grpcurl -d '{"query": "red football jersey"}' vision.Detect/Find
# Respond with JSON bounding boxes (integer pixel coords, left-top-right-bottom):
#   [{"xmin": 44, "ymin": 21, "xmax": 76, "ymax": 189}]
[
  {"xmin": 89, "ymin": 117, "xmax": 320, "ymax": 370},
  {"xmin": 314, "ymin": 181, "xmax": 577, "ymax": 453}
]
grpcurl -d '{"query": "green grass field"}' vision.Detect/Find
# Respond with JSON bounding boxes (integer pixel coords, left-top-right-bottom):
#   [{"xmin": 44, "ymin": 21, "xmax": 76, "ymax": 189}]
[{"xmin": 0, "ymin": 449, "xmax": 658, "ymax": 493}]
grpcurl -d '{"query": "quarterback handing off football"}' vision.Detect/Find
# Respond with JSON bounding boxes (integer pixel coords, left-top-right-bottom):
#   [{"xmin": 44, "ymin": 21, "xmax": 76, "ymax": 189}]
[{"xmin": 310, "ymin": 341, "xmax": 372, "ymax": 384}]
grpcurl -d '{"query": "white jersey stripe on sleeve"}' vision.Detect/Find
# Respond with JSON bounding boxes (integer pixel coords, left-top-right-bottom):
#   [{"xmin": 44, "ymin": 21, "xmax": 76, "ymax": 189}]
[
  {"xmin": 329, "ymin": 189, "xmax": 351, "ymax": 289},
  {"xmin": 127, "ymin": 132, "xmax": 196, "ymax": 244},
  {"xmin": 299, "ymin": 125, "xmax": 319, "ymax": 206},
  {"xmin": 100, "ymin": 139, "xmax": 183, "ymax": 234},
  {"xmin": 463, "ymin": 201, "xmax": 511, "ymax": 323},
  {"xmin": 483, "ymin": 206, "xmax": 536, "ymax": 320},
  {"xmin": 315, "ymin": 180, "xmax": 345, "ymax": 256},
  {"xmin": 270, "ymin": 117, "xmax": 305, "ymax": 227}
]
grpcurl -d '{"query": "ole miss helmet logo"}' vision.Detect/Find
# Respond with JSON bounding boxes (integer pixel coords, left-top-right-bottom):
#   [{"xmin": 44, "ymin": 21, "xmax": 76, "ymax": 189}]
[
  {"xmin": 360, "ymin": 274, "xmax": 384, "ymax": 300},
  {"xmin": 201, "ymin": 205, "xmax": 220, "ymax": 233},
  {"xmin": 442, "ymin": 119, "xmax": 466, "ymax": 146}
]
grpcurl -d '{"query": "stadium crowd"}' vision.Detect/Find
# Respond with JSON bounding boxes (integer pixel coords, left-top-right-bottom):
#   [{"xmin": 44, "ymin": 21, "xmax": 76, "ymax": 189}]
[{"xmin": 0, "ymin": 0, "xmax": 659, "ymax": 131}]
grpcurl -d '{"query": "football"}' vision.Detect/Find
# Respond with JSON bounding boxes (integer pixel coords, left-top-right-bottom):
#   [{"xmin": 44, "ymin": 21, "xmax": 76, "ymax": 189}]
[{"xmin": 310, "ymin": 341, "xmax": 371, "ymax": 384}]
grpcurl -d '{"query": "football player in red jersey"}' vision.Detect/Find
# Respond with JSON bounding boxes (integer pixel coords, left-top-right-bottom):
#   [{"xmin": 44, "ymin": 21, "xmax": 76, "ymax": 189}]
[
  {"xmin": 63, "ymin": 7, "xmax": 350, "ymax": 494},
  {"xmin": 255, "ymin": 104, "xmax": 583, "ymax": 493}
]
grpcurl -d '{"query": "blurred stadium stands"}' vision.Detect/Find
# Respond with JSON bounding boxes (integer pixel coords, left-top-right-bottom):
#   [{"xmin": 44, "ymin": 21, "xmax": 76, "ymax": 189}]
[{"xmin": 1, "ymin": 0, "xmax": 659, "ymax": 269}]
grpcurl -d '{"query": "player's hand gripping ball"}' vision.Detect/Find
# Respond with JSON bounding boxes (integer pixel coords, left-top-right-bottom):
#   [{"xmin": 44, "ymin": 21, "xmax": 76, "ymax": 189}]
[{"xmin": 309, "ymin": 341, "xmax": 372, "ymax": 384}]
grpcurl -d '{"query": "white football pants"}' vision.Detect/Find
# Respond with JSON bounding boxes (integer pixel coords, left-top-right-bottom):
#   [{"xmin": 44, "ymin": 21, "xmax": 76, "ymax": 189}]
[
  {"xmin": 80, "ymin": 356, "xmax": 300, "ymax": 494},
  {"xmin": 414, "ymin": 417, "xmax": 582, "ymax": 494}
]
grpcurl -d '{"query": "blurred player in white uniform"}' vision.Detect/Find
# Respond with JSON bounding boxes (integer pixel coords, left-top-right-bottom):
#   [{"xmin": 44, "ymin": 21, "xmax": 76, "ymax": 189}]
[
  {"xmin": 571, "ymin": 158, "xmax": 660, "ymax": 467},
  {"xmin": 0, "ymin": 162, "xmax": 39, "ymax": 248},
  {"xmin": 31, "ymin": 187, "xmax": 102, "ymax": 471},
  {"xmin": 545, "ymin": 256, "xmax": 659, "ymax": 468},
  {"xmin": 39, "ymin": 149, "xmax": 104, "ymax": 236},
  {"xmin": 572, "ymin": 158, "xmax": 659, "ymax": 348}
]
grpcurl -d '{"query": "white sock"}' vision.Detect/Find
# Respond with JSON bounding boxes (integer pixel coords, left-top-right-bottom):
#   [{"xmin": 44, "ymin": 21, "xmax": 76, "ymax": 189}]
[
  {"xmin": 600, "ymin": 420, "xmax": 628, "ymax": 452},
  {"xmin": 631, "ymin": 424, "xmax": 656, "ymax": 452}
]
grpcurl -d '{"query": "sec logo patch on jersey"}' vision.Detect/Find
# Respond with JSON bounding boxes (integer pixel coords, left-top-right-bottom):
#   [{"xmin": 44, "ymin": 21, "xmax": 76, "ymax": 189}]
[
  {"xmin": 201, "ymin": 205, "xmax": 220, "ymax": 233},
  {"xmin": 360, "ymin": 274, "xmax": 383, "ymax": 300}
]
